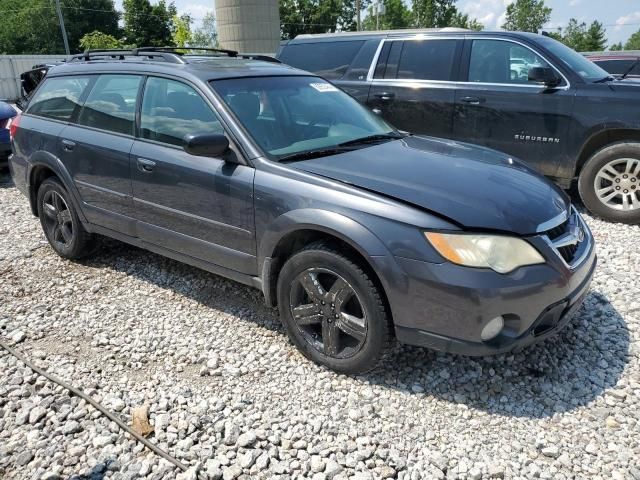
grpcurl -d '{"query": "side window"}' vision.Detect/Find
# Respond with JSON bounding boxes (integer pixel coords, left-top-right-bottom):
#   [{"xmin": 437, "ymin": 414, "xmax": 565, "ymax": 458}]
[
  {"xmin": 26, "ymin": 76, "xmax": 90, "ymax": 121},
  {"xmin": 396, "ymin": 40, "xmax": 457, "ymax": 81},
  {"xmin": 278, "ymin": 41, "xmax": 365, "ymax": 80},
  {"xmin": 77, "ymin": 75, "xmax": 141, "ymax": 135},
  {"xmin": 468, "ymin": 40, "xmax": 551, "ymax": 84},
  {"xmin": 140, "ymin": 77, "xmax": 222, "ymax": 147}
]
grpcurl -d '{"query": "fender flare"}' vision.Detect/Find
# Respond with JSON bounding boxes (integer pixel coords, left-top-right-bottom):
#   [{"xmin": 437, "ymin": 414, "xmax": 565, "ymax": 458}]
[{"xmin": 27, "ymin": 151, "xmax": 87, "ymax": 223}]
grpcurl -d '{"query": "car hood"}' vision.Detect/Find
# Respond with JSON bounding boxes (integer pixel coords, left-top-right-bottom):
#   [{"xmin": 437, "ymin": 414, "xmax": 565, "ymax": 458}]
[{"xmin": 290, "ymin": 135, "xmax": 570, "ymax": 235}]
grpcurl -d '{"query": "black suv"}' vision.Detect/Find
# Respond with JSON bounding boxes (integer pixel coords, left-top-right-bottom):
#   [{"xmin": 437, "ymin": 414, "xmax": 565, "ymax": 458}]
[
  {"xmin": 279, "ymin": 30, "xmax": 640, "ymax": 224},
  {"xmin": 9, "ymin": 48, "xmax": 595, "ymax": 374}
]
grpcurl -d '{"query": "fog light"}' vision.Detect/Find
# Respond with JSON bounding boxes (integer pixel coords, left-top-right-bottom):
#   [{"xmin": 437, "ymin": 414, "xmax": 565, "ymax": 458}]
[{"xmin": 481, "ymin": 316, "xmax": 504, "ymax": 341}]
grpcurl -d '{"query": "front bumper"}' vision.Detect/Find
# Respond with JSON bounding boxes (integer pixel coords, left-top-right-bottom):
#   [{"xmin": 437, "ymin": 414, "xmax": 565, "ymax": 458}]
[{"xmin": 378, "ymin": 214, "xmax": 597, "ymax": 356}]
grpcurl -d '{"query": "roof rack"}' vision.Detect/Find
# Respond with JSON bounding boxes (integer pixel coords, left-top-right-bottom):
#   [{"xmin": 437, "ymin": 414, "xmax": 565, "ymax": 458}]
[{"xmin": 69, "ymin": 47, "xmax": 280, "ymax": 64}]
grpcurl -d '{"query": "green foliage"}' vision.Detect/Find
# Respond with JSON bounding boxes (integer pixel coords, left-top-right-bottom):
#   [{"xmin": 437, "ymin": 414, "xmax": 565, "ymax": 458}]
[
  {"xmin": 502, "ymin": 0, "xmax": 551, "ymax": 33},
  {"xmin": 172, "ymin": 14, "xmax": 192, "ymax": 47},
  {"xmin": 449, "ymin": 11, "xmax": 483, "ymax": 31},
  {"xmin": 191, "ymin": 12, "xmax": 218, "ymax": 47},
  {"xmin": 79, "ymin": 31, "xmax": 123, "ymax": 50},
  {"xmin": 0, "ymin": 0, "xmax": 120, "ymax": 54},
  {"xmin": 362, "ymin": 0, "xmax": 411, "ymax": 30},
  {"xmin": 609, "ymin": 42, "xmax": 624, "ymax": 51},
  {"xmin": 551, "ymin": 19, "xmax": 607, "ymax": 52},
  {"xmin": 123, "ymin": 0, "xmax": 176, "ymax": 47},
  {"xmin": 412, "ymin": 0, "xmax": 458, "ymax": 28},
  {"xmin": 625, "ymin": 30, "xmax": 640, "ymax": 50},
  {"xmin": 280, "ymin": 0, "xmax": 371, "ymax": 39}
]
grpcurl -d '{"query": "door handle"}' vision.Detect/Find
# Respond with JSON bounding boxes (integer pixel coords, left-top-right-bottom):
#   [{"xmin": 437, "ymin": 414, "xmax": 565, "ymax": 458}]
[
  {"xmin": 374, "ymin": 92, "xmax": 395, "ymax": 101},
  {"xmin": 460, "ymin": 96, "xmax": 486, "ymax": 105},
  {"xmin": 61, "ymin": 139, "xmax": 76, "ymax": 151},
  {"xmin": 137, "ymin": 158, "xmax": 156, "ymax": 172}
]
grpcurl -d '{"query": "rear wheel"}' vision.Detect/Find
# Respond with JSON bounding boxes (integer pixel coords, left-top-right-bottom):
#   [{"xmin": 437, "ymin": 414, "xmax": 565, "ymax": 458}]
[
  {"xmin": 277, "ymin": 243, "xmax": 392, "ymax": 374},
  {"xmin": 37, "ymin": 178, "xmax": 95, "ymax": 259},
  {"xmin": 578, "ymin": 142, "xmax": 640, "ymax": 224}
]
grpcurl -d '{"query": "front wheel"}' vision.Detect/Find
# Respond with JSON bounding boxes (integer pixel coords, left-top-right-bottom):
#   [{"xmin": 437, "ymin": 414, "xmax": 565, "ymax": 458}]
[
  {"xmin": 276, "ymin": 243, "xmax": 392, "ymax": 375},
  {"xmin": 578, "ymin": 142, "xmax": 640, "ymax": 224}
]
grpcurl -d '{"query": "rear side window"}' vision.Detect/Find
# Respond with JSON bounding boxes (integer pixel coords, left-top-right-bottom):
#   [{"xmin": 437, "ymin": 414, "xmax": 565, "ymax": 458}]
[
  {"xmin": 468, "ymin": 40, "xmax": 551, "ymax": 84},
  {"xmin": 279, "ymin": 41, "xmax": 365, "ymax": 79},
  {"xmin": 26, "ymin": 76, "xmax": 90, "ymax": 121},
  {"xmin": 374, "ymin": 40, "xmax": 458, "ymax": 81},
  {"xmin": 77, "ymin": 75, "xmax": 141, "ymax": 135},
  {"xmin": 140, "ymin": 77, "xmax": 222, "ymax": 147}
]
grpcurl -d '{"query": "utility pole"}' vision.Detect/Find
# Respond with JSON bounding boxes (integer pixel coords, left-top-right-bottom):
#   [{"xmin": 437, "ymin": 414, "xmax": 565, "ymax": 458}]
[
  {"xmin": 356, "ymin": 0, "xmax": 361, "ymax": 31},
  {"xmin": 54, "ymin": 0, "xmax": 70, "ymax": 56}
]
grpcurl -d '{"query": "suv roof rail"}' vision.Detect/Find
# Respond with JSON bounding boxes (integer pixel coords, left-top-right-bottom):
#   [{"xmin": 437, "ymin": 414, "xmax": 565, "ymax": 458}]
[
  {"xmin": 294, "ymin": 27, "xmax": 469, "ymax": 39},
  {"xmin": 69, "ymin": 47, "xmax": 281, "ymax": 65}
]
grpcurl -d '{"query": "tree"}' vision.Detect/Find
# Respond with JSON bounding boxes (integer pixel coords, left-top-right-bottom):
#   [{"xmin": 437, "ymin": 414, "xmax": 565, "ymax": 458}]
[
  {"xmin": 172, "ymin": 14, "xmax": 192, "ymax": 47},
  {"xmin": 625, "ymin": 30, "xmax": 640, "ymax": 50},
  {"xmin": 553, "ymin": 19, "xmax": 607, "ymax": 52},
  {"xmin": 280, "ymin": 0, "xmax": 370, "ymax": 40},
  {"xmin": 502, "ymin": 0, "xmax": 551, "ymax": 33},
  {"xmin": 610, "ymin": 42, "xmax": 624, "ymax": 51},
  {"xmin": 123, "ymin": 0, "xmax": 177, "ymax": 47},
  {"xmin": 584, "ymin": 21, "xmax": 607, "ymax": 51},
  {"xmin": 79, "ymin": 31, "xmax": 123, "ymax": 50},
  {"xmin": 0, "ymin": 0, "xmax": 120, "ymax": 54},
  {"xmin": 412, "ymin": 0, "xmax": 457, "ymax": 28},
  {"xmin": 449, "ymin": 11, "xmax": 483, "ymax": 31},
  {"xmin": 362, "ymin": 0, "xmax": 411, "ymax": 30},
  {"xmin": 191, "ymin": 12, "xmax": 218, "ymax": 47}
]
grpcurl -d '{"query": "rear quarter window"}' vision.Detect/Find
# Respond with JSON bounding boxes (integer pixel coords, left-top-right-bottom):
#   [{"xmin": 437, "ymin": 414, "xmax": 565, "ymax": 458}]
[
  {"xmin": 279, "ymin": 41, "xmax": 365, "ymax": 79},
  {"xmin": 26, "ymin": 76, "xmax": 90, "ymax": 121}
]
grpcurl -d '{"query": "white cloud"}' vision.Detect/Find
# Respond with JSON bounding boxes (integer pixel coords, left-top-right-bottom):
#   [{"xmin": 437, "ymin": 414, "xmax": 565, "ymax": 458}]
[
  {"xmin": 458, "ymin": 0, "xmax": 513, "ymax": 29},
  {"xmin": 568, "ymin": 0, "xmax": 582, "ymax": 6},
  {"xmin": 181, "ymin": 3, "xmax": 214, "ymax": 20},
  {"xmin": 615, "ymin": 11, "xmax": 640, "ymax": 31}
]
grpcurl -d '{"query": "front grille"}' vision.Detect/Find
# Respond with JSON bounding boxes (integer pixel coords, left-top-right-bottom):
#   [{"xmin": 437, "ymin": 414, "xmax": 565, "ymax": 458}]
[{"xmin": 542, "ymin": 210, "xmax": 586, "ymax": 265}]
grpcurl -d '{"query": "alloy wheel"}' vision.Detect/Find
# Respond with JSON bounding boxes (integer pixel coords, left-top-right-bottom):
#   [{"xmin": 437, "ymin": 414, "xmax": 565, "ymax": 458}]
[
  {"xmin": 593, "ymin": 157, "xmax": 640, "ymax": 211},
  {"xmin": 41, "ymin": 190, "xmax": 74, "ymax": 247},
  {"xmin": 289, "ymin": 268, "xmax": 367, "ymax": 359}
]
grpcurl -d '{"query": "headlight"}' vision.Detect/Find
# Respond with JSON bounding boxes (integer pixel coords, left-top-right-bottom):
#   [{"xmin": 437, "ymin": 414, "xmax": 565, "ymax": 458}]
[{"xmin": 424, "ymin": 232, "xmax": 545, "ymax": 274}]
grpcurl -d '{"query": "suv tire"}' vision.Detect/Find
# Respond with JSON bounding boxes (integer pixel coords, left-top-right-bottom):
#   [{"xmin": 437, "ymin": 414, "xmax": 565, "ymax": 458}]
[
  {"xmin": 37, "ymin": 178, "xmax": 95, "ymax": 259},
  {"xmin": 578, "ymin": 142, "xmax": 640, "ymax": 224},
  {"xmin": 277, "ymin": 242, "xmax": 392, "ymax": 374}
]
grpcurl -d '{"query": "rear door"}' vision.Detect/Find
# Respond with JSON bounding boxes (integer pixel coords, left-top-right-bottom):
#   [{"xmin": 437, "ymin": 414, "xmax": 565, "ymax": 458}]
[
  {"xmin": 366, "ymin": 36, "xmax": 462, "ymax": 138},
  {"xmin": 58, "ymin": 74, "xmax": 142, "ymax": 234},
  {"xmin": 453, "ymin": 37, "xmax": 576, "ymax": 177},
  {"xmin": 130, "ymin": 76, "xmax": 256, "ymax": 275}
]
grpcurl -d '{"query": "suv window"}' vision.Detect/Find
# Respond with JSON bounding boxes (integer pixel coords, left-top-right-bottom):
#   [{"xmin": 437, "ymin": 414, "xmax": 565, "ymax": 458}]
[
  {"xmin": 468, "ymin": 39, "xmax": 551, "ymax": 84},
  {"xmin": 141, "ymin": 77, "xmax": 222, "ymax": 147},
  {"xmin": 278, "ymin": 41, "xmax": 365, "ymax": 80},
  {"xmin": 26, "ymin": 76, "xmax": 90, "ymax": 121},
  {"xmin": 77, "ymin": 75, "xmax": 141, "ymax": 135},
  {"xmin": 397, "ymin": 40, "xmax": 457, "ymax": 81}
]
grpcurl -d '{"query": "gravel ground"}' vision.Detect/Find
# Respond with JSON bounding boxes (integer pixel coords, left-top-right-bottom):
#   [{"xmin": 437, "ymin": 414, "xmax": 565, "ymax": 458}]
[{"xmin": 1, "ymin": 169, "xmax": 639, "ymax": 480}]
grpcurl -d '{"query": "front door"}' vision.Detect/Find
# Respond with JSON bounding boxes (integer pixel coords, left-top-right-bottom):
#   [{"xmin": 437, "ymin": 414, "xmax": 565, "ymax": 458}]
[
  {"xmin": 130, "ymin": 76, "xmax": 256, "ymax": 275},
  {"xmin": 366, "ymin": 37, "xmax": 462, "ymax": 138},
  {"xmin": 453, "ymin": 38, "xmax": 576, "ymax": 177}
]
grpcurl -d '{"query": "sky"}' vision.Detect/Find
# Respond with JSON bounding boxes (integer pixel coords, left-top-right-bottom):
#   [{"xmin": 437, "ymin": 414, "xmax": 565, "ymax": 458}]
[{"xmin": 114, "ymin": 0, "xmax": 640, "ymax": 48}]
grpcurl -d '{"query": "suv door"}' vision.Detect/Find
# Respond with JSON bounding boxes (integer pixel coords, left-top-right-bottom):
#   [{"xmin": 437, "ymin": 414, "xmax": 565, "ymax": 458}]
[
  {"xmin": 367, "ymin": 37, "xmax": 462, "ymax": 138},
  {"xmin": 130, "ymin": 76, "xmax": 256, "ymax": 275},
  {"xmin": 453, "ymin": 37, "xmax": 576, "ymax": 177},
  {"xmin": 58, "ymin": 74, "xmax": 142, "ymax": 235}
]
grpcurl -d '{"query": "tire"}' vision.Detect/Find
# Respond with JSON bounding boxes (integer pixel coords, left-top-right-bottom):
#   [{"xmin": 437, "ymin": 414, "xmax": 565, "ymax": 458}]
[
  {"xmin": 578, "ymin": 142, "xmax": 640, "ymax": 224},
  {"xmin": 36, "ymin": 177, "xmax": 95, "ymax": 259},
  {"xmin": 276, "ymin": 242, "xmax": 392, "ymax": 375}
]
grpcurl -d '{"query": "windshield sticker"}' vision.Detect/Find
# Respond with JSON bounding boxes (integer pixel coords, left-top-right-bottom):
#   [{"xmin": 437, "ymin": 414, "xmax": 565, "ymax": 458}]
[{"xmin": 310, "ymin": 82, "xmax": 339, "ymax": 92}]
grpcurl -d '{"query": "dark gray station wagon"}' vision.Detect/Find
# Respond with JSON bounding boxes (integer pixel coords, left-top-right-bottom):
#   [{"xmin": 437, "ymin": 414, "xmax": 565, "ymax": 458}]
[{"xmin": 9, "ymin": 48, "xmax": 596, "ymax": 374}]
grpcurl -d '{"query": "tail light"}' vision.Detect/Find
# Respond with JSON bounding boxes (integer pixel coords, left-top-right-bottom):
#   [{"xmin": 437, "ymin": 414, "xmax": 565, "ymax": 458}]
[{"xmin": 9, "ymin": 114, "xmax": 21, "ymax": 141}]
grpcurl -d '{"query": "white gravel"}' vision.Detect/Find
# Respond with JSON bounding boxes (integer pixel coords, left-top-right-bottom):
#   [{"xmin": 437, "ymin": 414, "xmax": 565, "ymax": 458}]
[{"xmin": 1, "ymin": 170, "xmax": 639, "ymax": 480}]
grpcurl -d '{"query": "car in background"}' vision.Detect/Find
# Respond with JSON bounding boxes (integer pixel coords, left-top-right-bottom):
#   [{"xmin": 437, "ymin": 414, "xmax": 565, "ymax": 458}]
[
  {"xmin": 0, "ymin": 101, "xmax": 17, "ymax": 165},
  {"xmin": 278, "ymin": 30, "xmax": 640, "ymax": 224},
  {"xmin": 586, "ymin": 54, "xmax": 640, "ymax": 80}
]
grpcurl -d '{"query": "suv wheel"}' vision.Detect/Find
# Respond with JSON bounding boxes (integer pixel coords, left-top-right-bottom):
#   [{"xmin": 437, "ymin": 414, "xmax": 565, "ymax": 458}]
[
  {"xmin": 277, "ymin": 243, "xmax": 392, "ymax": 374},
  {"xmin": 37, "ymin": 178, "xmax": 94, "ymax": 259},
  {"xmin": 578, "ymin": 142, "xmax": 640, "ymax": 224}
]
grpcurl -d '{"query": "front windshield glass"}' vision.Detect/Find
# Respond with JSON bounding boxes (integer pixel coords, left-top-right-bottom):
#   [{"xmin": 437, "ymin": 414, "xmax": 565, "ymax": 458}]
[
  {"xmin": 211, "ymin": 76, "xmax": 397, "ymax": 160},
  {"xmin": 538, "ymin": 36, "xmax": 610, "ymax": 82}
]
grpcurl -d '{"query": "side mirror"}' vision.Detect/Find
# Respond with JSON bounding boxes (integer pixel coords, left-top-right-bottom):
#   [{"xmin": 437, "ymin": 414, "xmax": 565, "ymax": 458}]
[
  {"xmin": 528, "ymin": 66, "xmax": 561, "ymax": 87},
  {"xmin": 183, "ymin": 133, "xmax": 230, "ymax": 158}
]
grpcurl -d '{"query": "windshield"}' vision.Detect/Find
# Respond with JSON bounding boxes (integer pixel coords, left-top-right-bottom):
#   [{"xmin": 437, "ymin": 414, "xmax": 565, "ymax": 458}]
[
  {"xmin": 537, "ymin": 36, "xmax": 610, "ymax": 82},
  {"xmin": 211, "ymin": 76, "xmax": 397, "ymax": 160}
]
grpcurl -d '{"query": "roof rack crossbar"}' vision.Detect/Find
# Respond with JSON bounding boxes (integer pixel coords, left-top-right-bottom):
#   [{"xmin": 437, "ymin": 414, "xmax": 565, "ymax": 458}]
[
  {"xmin": 70, "ymin": 48, "xmax": 186, "ymax": 64},
  {"xmin": 134, "ymin": 46, "xmax": 239, "ymax": 57}
]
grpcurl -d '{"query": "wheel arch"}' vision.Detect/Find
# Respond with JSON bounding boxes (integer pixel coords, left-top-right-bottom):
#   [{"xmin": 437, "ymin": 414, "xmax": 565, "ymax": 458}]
[{"xmin": 576, "ymin": 128, "xmax": 640, "ymax": 175}]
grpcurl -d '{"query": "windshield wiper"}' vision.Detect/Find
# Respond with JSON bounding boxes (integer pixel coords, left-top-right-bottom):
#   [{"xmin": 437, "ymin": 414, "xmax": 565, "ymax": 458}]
[
  {"xmin": 277, "ymin": 147, "xmax": 353, "ymax": 163},
  {"xmin": 337, "ymin": 132, "xmax": 405, "ymax": 147},
  {"xmin": 593, "ymin": 75, "xmax": 615, "ymax": 83},
  {"xmin": 619, "ymin": 57, "xmax": 640, "ymax": 80}
]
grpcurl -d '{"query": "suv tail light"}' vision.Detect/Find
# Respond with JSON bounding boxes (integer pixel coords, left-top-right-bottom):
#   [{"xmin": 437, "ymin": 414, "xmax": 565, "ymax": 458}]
[{"xmin": 9, "ymin": 114, "xmax": 21, "ymax": 141}]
